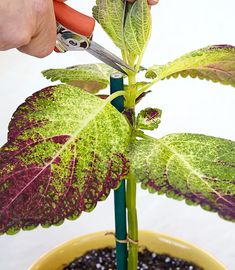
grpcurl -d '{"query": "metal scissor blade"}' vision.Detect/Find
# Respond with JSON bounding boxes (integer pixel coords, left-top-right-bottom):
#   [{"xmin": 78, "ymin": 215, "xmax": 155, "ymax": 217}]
[
  {"xmin": 87, "ymin": 47, "xmax": 128, "ymax": 75},
  {"xmin": 87, "ymin": 40, "xmax": 135, "ymax": 74}
]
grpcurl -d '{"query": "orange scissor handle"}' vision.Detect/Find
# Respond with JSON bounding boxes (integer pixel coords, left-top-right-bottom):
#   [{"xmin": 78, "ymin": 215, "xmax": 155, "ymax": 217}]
[{"xmin": 53, "ymin": 1, "xmax": 95, "ymax": 37}]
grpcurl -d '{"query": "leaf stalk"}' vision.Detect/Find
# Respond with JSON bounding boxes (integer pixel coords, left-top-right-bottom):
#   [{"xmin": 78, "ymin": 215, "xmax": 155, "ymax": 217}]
[{"xmin": 107, "ymin": 90, "xmax": 126, "ymax": 103}]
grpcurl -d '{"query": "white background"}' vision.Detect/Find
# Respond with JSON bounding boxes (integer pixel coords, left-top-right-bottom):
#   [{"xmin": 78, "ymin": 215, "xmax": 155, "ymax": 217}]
[{"xmin": 0, "ymin": 0, "xmax": 235, "ymax": 269}]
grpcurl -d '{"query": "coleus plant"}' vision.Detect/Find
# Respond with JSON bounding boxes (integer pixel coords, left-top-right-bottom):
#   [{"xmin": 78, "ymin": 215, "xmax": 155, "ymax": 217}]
[{"xmin": 0, "ymin": 0, "xmax": 235, "ymax": 269}]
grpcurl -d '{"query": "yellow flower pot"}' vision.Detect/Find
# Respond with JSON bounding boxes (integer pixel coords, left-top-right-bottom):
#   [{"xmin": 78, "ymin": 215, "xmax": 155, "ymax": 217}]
[{"xmin": 29, "ymin": 231, "xmax": 226, "ymax": 270}]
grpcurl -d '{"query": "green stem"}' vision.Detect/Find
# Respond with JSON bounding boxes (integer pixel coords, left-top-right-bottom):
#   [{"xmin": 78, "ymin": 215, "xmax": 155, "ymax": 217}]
[
  {"xmin": 124, "ymin": 74, "xmax": 137, "ymax": 108},
  {"xmin": 122, "ymin": 50, "xmax": 128, "ymax": 65},
  {"xmin": 135, "ymin": 53, "xmax": 144, "ymax": 73},
  {"xmin": 126, "ymin": 171, "xmax": 138, "ymax": 270},
  {"xmin": 125, "ymin": 71, "xmax": 139, "ymax": 270},
  {"xmin": 128, "ymin": 74, "xmax": 136, "ymax": 85}
]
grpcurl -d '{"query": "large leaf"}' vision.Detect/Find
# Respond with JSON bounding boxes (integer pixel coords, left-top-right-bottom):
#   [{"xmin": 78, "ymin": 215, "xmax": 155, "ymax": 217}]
[
  {"xmin": 93, "ymin": 0, "xmax": 126, "ymax": 50},
  {"xmin": 0, "ymin": 85, "xmax": 130, "ymax": 234},
  {"xmin": 129, "ymin": 133, "xmax": 235, "ymax": 221},
  {"xmin": 42, "ymin": 64, "xmax": 115, "ymax": 94},
  {"xmin": 124, "ymin": 0, "xmax": 152, "ymax": 57},
  {"xmin": 146, "ymin": 45, "xmax": 235, "ymax": 87}
]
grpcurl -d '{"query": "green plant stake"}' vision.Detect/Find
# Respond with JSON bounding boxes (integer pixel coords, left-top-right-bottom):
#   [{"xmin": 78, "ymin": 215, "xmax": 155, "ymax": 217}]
[{"xmin": 110, "ymin": 73, "xmax": 127, "ymax": 270}]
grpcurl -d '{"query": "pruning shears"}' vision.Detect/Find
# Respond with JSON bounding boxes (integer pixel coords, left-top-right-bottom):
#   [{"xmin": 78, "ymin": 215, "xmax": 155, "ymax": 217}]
[{"xmin": 53, "ymin": 1, "xmax": 134, "ymax": 75}]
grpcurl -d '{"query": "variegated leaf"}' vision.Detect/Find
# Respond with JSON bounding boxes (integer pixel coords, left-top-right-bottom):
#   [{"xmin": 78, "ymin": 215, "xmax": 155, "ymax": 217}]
[
  {"xmin": 42, "ymin": 64, "xmax": 115, "ymax": 93},
  {"xmin": 146, "ymin": 45, "xmax": 235, "ymax": 87},
  {"xmin": 93, "ymin": 0, "xmax": 126, "ymax": 50},
  {"xmin": 0, "ymin": 85, "xmax": 130, "ymax": 234},
  {"xmin": 129, "ymin": 133, "xmax": 235, "ymax": 221},
  {"xmin": 137, "ymin": 108, "xmax": 162, "ymax": 130},
  {"xmin": 124, "ymin": 0, "xmax": 152, "ymax": 57}
]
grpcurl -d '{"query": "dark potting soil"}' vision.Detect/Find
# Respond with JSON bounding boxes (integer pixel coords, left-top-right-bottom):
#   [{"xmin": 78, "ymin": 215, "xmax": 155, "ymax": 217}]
[{"xmin": 63, "ymin": 247, "xmax": 203, "ymax": 270}]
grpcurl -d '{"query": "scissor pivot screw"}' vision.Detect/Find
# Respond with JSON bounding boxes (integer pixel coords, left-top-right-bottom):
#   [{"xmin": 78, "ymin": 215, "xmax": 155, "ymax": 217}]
[{"xmin": 69, "ymin": 40, "xmax": 78, "ymax": 46}]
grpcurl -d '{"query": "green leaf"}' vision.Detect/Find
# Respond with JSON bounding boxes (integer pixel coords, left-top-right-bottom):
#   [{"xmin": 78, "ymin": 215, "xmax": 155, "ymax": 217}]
[
  {"xmin": 129, "ymin": 133, "xmax": 235, "ymax": 221},
  {"xmin": 0, "ymin": 85, "xmax": 131, "ymax": 234},
  {"xmin": 93, "ymin": 0, "xmax": 126, "ymax": 50},
  {"xmin": 42, "ymin": 64, "xmax": 115, "ymax": 93},
  {"xmin": 93, "ymin": 0, "xmax": 152, "ymax": 62},
  {"xmin": 137, "ymin": 108, "xmax": 162, "ymax": 130},
  {"xmin": 124, "ymin": 0, "xmax": 152, "ymax": 57},
  {"xmin": 146, "ymin": 45, "xmax": 235, "ymax": 87}
]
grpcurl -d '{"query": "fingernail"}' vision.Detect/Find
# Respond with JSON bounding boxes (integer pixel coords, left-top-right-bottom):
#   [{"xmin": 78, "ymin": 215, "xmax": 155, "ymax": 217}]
[{"xmin": 148, "ymin": 0, "xmax": 159, "ymax": 5}]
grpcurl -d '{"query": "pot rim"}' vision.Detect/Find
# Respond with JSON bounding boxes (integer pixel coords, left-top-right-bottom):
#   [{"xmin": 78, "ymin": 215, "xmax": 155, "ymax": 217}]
[{"xmin": 29, "ymin": 230, "xmax": 226, "ymax": 270}]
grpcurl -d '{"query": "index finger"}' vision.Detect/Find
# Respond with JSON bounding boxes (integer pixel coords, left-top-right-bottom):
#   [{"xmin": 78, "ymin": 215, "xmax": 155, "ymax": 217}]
[
  {"xmin": 148, "ymin": 0, "xmax": 159, "ymax": 5},
  {"xmin": 127, "ymin": 0, "xmax": 159, "ymax": 5}
]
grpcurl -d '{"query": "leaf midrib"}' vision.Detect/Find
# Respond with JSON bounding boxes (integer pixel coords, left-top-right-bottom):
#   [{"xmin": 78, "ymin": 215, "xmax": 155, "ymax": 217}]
[
  {"xmin": 155, "ymin": 139, "xmax": 232, "ymax": 205},
  {"xmin": 2, "ymin": 100, "xmax": 110, "ymax": 212}
]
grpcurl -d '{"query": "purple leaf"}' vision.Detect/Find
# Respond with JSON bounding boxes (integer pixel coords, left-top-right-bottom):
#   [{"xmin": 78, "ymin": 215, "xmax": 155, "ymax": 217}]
[
  {"xmin": 0, "ymin": 85, "xmax": 130, "ymax": 234},
  {"xmin": 137, "ymin": 108, "xmax": 162, "ymax": 130}
]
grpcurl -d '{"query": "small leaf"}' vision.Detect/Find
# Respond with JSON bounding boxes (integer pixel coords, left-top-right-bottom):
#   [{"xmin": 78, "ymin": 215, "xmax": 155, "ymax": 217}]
[
  {"xmin": 137, "ymin": 108, "xmax": 162, "ymax": 130},
  {"xmin": 96, "ymin": 94, "xmax": 109, "ymax": 100},
  {"xmin": 146, "ymin": 45, "xmax": 235, "ymax": 87},
  {"xmin": 0, "ymin": 85, "xmax": 130, "ymax": 234},
  {"xmin": 42, "ymin": 64, "xmax": 115, "ymax": 93},
  {"xmin": 123, "ymin": 108, "xmax": 135, "ymax": 126},
  {"xmin": 129, "ymin": 133, "xmax": 235, "ymax": 221},
  {"xmin": 93, "ymin": 0, "xmax": 126, "ymax": 50},
  {"xmin": 135, "ymin": 90, "xmax": 151, "ymax": 104},
  {"xmin": 124, "ymin": 0, "xmax": 152, "ymax": 57}
]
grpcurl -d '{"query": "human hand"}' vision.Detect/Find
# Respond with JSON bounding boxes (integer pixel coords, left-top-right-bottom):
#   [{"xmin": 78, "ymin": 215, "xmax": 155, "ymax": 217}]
[
  {"xmin": 0, "ymin": 0, "xmax": 65, "ymax": 58},
  {"xmin": 0, "ymin": 0, "xmax": 158, "ymax": 58},
  {"xmin": 127, "ymin": 0, "xmax": 159, "ymax": 5}
]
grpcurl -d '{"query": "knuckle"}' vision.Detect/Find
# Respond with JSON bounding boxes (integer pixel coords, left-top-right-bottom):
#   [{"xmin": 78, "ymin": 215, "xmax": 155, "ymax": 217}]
[
  {"xmin": 15, "ymin": 32, "xmax": 31, "ymax": 47},
  {"xmin": 0, "ymin": 39, "xmax": 10, "ymax": 50},
  {"xmin": 35, "ymin": 45, "xmax": 54, "ymax": 58},
  {"xmin": 35, "ymin": 32, "xmax": 56, "ymax": 58},
  {"xmin": 0, "ymin": 32, "xmax": 31, "ymax": 49},
  {"xmin": 16, "ymin": 32, "xmax": 31, "ymax": 46}
]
